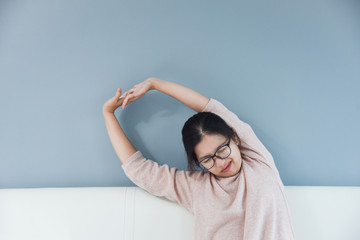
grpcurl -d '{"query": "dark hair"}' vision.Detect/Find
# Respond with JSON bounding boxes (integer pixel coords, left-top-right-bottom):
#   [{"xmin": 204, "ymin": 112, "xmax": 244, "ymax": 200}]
[{"xmin": 181, "ymin": 112, "xmax": 239, "ymax": 171}]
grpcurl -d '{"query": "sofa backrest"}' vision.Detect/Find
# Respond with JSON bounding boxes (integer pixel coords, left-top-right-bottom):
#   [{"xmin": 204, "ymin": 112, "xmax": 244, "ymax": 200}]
[{"xmin": 0, "ymin": 186, "xmax": 359, "ymax": 240}]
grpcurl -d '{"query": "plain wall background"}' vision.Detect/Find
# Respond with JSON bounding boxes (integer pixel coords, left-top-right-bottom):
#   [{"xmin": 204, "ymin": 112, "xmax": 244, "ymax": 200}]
[{"xmin": 0, "ymin": 0, "xmax": 359, "ymax": 188}]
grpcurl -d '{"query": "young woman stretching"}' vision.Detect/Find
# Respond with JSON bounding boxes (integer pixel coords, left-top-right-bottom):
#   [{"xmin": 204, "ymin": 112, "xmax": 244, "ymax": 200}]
[{"xmin": 102, "ymin": 77, "xmax": 296, "ymax": 240}]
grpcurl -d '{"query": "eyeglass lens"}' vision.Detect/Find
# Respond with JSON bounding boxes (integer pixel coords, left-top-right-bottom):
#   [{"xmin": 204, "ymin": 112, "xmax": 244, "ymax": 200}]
[{"xmin": 201, "ymin": 145, "xmax": 231, "ymax": 169}]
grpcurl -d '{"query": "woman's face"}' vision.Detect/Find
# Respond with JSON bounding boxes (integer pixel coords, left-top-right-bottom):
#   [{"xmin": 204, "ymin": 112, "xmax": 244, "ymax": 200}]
[{"xmin": 194, "ymin": 133, "xmax": 242, "ymax": 178}]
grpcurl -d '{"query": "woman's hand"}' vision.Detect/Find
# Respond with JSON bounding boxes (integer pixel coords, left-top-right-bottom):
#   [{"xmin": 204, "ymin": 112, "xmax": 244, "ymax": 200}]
[
  {"xmin": 102, "ymin": 88, "xmax": 129, "ymax": 114},
  {"xmin": 102, "ymin": 78, "xmax": 158, "ymax": 114},
  {"xmin": 120, "ymin": 78, "xmax": 156, "ymax": 109}
]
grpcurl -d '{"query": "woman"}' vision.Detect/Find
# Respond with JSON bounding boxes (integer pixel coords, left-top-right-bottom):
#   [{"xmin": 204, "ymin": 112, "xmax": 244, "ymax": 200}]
[{"xmin": 102, "ymin": 77, "xmax": 296, "ymax": 240}]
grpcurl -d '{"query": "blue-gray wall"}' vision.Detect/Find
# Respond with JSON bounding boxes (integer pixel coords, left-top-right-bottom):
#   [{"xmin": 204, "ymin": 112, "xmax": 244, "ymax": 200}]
[{"xmin": 1, "ymin": 0, "xmax": 359, "ymax": 188}]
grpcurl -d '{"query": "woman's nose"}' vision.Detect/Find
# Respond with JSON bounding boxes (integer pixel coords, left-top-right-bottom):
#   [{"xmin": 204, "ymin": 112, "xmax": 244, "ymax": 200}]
[{"xmin": 214, "ymin": 157, "xmax": 227, "ymax": 168}]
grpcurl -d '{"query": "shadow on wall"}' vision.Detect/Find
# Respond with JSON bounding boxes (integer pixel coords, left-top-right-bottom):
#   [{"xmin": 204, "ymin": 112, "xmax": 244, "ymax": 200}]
[{"xmin": 118, "ymin": 91, "xmax": 181, "ymax": 161}]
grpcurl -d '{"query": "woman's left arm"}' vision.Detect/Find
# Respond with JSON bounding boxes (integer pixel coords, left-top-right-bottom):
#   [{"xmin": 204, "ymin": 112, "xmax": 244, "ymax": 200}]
[{"xmin": 121, "ymin": 77, "xmax": 210, "ymax": 113}]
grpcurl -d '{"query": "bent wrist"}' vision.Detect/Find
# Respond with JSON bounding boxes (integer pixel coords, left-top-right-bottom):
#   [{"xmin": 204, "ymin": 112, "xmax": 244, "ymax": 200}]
[
  {"xmin": 149, "ymin": 77, "xmax": 165, "ymax": 91},
  {"xmin": 103, "ymin": 109, "xmax": 115, "ymax": 115}
]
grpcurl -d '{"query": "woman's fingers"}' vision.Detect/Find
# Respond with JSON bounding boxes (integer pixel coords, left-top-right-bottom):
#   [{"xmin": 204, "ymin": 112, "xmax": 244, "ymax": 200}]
[
  {"xmin": 103, "ymin": 88, "xmax": 123, "ymax": 113},
  {"xmin": 122, "ymin": 91, "xmax": 133, "ymax": 109},
  {"xmin": 123, "ymin": 92, "xmax": 137, "ymax": 109},
  {"xmin": 115, "ymin": 88, "xmax": 122, "ymax": 99},
  {"xmin": 118, "ymin": 82, "xmax": 147, "ymax": 109},
  {"xmin": 122, "ymin": 93, "xmax": 130, "ymax": 109},
  {"xmin": 118, "ymin": 91, "xmax": 128, "ymax": 101}
]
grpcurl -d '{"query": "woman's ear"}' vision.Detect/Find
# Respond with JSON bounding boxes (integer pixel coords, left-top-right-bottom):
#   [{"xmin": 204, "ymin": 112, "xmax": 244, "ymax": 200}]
[
  {"xmin": 231, "ymin": 128, "xmax": 240, "ymax": 145},
  {"xmin": 235, "ymin": 136, "xmax": 240, "ymax": 146}
]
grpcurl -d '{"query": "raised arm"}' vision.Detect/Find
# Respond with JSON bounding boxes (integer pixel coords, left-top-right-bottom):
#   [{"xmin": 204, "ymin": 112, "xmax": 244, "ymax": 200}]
[
  {"xmin": 122, "ymin": 77, "xmax": 210, "ymax": 113},
  {"xmin": 102, "ymin": 77, "xmax": 209, "ymax": 164},
  {"xmin": 103, "ymin": 88, "xmax": 137, "ymax": 163},
  {"xmin": 102, "ymin": 80, "xmax": 206, "ymax": 212},
  {"xmin": 151, "ymin": 78, "xmax": 210, "ymax": 112}
]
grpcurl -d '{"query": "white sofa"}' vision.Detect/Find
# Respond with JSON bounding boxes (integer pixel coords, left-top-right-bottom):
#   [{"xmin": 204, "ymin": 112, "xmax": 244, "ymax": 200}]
[{"xmin": 0, "ymin": 186, "xmax": 359, "ymax": 240}]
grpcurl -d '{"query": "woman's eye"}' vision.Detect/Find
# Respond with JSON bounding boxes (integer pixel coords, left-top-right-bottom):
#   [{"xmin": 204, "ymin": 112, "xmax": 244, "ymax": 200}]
[
  {"xmin": 203, "ymin": 158, "xmax": 211, "ymax": 163},
  {"xmin": 218, "ymin": 147, "xmax": 226, "ymax": 153}
]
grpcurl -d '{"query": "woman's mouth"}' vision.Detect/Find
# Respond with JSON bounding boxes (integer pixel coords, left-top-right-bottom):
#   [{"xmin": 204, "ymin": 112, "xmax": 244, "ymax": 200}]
[{"xmin": 221, "ymin": 162, "xmax": 232, "ymax": 172}]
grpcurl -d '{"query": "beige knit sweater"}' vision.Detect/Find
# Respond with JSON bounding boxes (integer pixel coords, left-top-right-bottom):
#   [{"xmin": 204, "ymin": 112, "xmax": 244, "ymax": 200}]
[{"xmin": 122, "ymin": 98, "xmax": 296, "ymax": 240}]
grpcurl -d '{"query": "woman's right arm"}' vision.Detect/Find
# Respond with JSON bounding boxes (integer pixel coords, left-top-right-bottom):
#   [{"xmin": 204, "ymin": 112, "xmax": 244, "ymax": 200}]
[
  {"xmin": 103, "ymin": 111, "xmax": 137, "ymax": 164},
  {"xmin": 103, "ymin": 78, "xmax": 209, "ymax": 164},
  {"xmin": 103, "ymin": 88, "xmax": 137, "ymax": 164},
  {"xmin": 103, "ymin": 82, "xmax": 203, "ymax": 212},
  {"xmin": 122, "ymin": 77, "xmax": 210, "ymax": 113}
]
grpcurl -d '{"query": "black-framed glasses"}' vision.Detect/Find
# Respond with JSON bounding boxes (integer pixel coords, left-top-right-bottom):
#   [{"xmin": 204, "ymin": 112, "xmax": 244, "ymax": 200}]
[{"xmin": 199, "ymin": 138, "xmax": 232, "ymax": 170}]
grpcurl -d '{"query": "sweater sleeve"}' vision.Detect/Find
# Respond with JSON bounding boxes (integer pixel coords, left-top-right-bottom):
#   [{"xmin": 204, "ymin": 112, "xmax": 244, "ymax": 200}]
[
  {"xmin": 201, "ymin": 98, "xmax": 278, "ymax": 171},
  {"xmin": 121, "ymin": 150, "xmax": 198, "ymax": 213}
]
